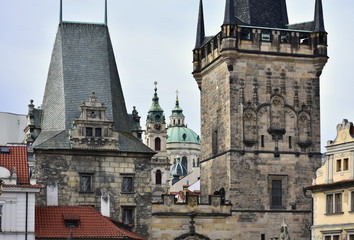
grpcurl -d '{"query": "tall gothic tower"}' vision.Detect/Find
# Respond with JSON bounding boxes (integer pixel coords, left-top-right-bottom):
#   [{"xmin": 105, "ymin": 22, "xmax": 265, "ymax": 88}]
[{"xmin": 193, "ymin": 0, "xmax": 327, "ymax": 238}]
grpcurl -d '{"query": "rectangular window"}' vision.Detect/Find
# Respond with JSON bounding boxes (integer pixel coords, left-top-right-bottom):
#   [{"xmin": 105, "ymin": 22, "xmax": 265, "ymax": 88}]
[
  {"xmin": 336, "ymin": 159, "xmax": 342, "ymax": 172},
  {"xmin": 271, "ymin": 180, "xmax": 282, "ymax": 208},
  {"xmin": 344, "ymin": 158, "xmax": 349, "ymax": 171},
  {"xmin": 351, "ymin": 191, "xmax": 354, "ymax": 211},
  {"xmin": 288, "ymin": 136, "xmax": 292, "ymax": 149},
  {"xmin": 261, "ymin": 30, "xmax": 271, "ymax": 42},
  {"xmin": 326, "ymin": 192, "xmax": 342, "ymax": 214},
  {"xmin": 122, "ymin": 207, "xmax": 134, "ymax": 225},
  {"xmin": 261, "ymin": 135, "xmax": 265, "ymax": 147},
  {"xmin": 95, "ymin": 128, "xmax": 102, "ymax": 137},
  {"xmin": 335, "ymin": 193, "xmax": 342, "ymax": 213},
  {"xmin": 349, "ymin": 234, "xmax": 354, "ymax": 240},
  {"xmin": 324, "ymin": 235, "xmax": 341, "ymax": 240},
  {"xmin": 86, "ymin": 127, "xmax": 93, "ymax": 137},
  {"xmin": 326, "ymin": 194, "xmax": 333, "ymax": 214},
  {"xmin": 122, "ymin": 177, "xmax": 134, "ymax": 193},
  {"xmin": 80, "ymin": 174, "xmax": 93, "ymax": 193},
  {"xmin": 212, "ymin": 130, "xmax": 218, "ymax": 155}
]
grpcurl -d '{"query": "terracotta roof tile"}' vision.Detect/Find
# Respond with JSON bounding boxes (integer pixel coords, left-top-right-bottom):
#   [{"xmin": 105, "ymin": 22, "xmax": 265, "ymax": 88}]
[
  {"xmin": 35, "ymin": 206, "xmax": 146, "ymax": 239},
  {"xmin": 0, "ymin": 145, "xmax": 29, "ymax": 184}
]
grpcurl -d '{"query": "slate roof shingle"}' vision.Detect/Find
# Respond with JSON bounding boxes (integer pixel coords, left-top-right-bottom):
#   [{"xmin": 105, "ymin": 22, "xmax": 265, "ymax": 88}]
[{"xmin": 35, "ymin": 206, "xmax": 146, "ymax": 239}]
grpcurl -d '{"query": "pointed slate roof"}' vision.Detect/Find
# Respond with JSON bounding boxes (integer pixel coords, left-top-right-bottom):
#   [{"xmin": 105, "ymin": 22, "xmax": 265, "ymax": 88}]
[
  {"xmin": 314, "ymin": 0, "xmax": 325, "ymax": 32},
  {"xmin": 223, "ymin": 0, "xmax": 237, "ymax": 25},
  {"xmin": 33, "ymin": 22, "xmax": 154, "ymax": 154},
  {"xmin": 233, "ymin": 0, "xmax": 288, "ymax": 28},
  {"xmin": 195, "ymin": 0, "xmax": 205, "ymax": 49}
]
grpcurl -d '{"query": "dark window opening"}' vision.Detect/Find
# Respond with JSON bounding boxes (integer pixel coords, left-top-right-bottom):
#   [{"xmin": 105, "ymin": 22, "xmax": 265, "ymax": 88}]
[
  {"xmin": 300, "ymin": 33, "xmax": 310, "ymax": 45},
  {"xmin": 351, "ymin": 191, "xmax": 354, "ymax": 211},
  {"xmin": 80, "ymin": 174, "xmax": 92, "ymax": 193},
  {"xmin": 95, "ymin": 128, "xmax": 102, "ymax": 137},
  {"xmin": 65, "ymin": 219, "xmax": 79, "ymax": 228},
  {"xmin": 261, "ymin": 135, "xmax": 264, "ymax": 147},
  {"xmin": 271, "ymin": 180, "xmax": 282, "ymax": 208},
  {"xmin": 212, "ymin": 130, "xmax": 218, "ymax": 155},
  {"xmin": 241, "ymin": 28, "xmax": 252, "ymax": 40},
  {"xmin": 280, "ymin": 32, "xmax": 290, "ymax": 43},
  {"xmin": 288, "ymin": 136, "xmax": 292, "ymax": 149},
  {"xmin": 155, "ymin": 170, "xmax": 162, "ymax": 185},
  {"xmin": 182, "ymin": 156, "xmax": 188, "ymax": 173},
  {"xmin": 122, "ymin": 207, "xmax": 134, "ymax": 225},
  {"xmin": 326, "ymin": 194, "xmax": 333, "ymax": 214},
  {"xmin": 182, "ymin": 133, "xmax": 187, "ymax": 140},
  {"xmin": 86, "ymin": 127, "xmax": 93, "ymax": 137},
  {"xmin": 261, "ymin": 234, "xmax": 265, "ymax": 240},
  {"xmin": 122, "ymin": 177, "xmax": 134, "ymax": 193},
  {"xmin": 335, "ymin": 193, "xmax": 342, "ymax": 213},
  {"xmin": 155, "ymin": 137, "xmax": 161, "ymax": 151}
]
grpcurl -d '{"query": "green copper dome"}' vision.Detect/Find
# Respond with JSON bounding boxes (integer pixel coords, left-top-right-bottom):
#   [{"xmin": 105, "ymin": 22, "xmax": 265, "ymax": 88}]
[{"xmin": 167, "ymin": 127, "xmax": 200, "ymax": 144}]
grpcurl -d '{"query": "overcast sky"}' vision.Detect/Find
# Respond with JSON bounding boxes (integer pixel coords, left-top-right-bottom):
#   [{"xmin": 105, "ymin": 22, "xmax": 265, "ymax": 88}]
[{"xmin": 1, "ymin": 0, "xmax": 354, "ymax": 152}]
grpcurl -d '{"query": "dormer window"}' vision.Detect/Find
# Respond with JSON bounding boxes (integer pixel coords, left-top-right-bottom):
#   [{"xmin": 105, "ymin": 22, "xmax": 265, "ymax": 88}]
[
  {"xmin": 63, "ymin": 213, "xmax": 80, "ymax": 228},
  {"xmin": 65, "ymin": 219, "xmax": 79, "ymax": 228}
]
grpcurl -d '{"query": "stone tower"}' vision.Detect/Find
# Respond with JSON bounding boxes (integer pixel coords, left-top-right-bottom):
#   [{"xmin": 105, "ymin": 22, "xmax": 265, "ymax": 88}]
[
  {"xmin": 145, "ymin": 83, "xmax": 170, "ymax": 202},
  {"xmin": 192, "ymin": 0, "xmax": 327, "ymax": 238},
  {"xmin": 29, "ymin": 10, "xmax": 154, "ymax": 238}
]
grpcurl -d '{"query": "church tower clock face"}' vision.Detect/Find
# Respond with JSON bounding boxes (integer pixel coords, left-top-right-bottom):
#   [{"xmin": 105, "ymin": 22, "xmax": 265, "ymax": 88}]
[{"xmin": 154, "ymin": 123, "xmax": 162, "ymax": 131}]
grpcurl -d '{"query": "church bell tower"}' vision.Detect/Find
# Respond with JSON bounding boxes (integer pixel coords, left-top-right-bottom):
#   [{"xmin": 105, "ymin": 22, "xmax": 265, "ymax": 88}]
[{"xmin": 193, "ymin": 0, "xmax": 327, "ymax": 238}]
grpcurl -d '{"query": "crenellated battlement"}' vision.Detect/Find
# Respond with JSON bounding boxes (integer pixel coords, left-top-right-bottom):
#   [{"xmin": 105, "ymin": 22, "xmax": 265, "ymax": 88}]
[{"xmin": 193, "ymin": 25, "xmax": 327, "ymax": 73}]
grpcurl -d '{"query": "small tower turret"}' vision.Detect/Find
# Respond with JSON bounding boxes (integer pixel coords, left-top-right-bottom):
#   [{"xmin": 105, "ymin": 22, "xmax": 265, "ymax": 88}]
[{"xmin": 169, "ymin": 91, "xmax": 185, "ymax": 127}]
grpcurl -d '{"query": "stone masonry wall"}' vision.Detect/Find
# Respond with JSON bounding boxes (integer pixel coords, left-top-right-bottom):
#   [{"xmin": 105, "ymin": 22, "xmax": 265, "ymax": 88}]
[{"xmin": 34, "ymin": 149, "xmax": 152, "ymax": 238}]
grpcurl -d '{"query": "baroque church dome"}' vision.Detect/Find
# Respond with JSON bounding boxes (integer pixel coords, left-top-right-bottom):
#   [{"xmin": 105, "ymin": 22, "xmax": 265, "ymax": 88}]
[{"xmin": 167, "ymin": 127, "xmax": 200, "ymax": 144}]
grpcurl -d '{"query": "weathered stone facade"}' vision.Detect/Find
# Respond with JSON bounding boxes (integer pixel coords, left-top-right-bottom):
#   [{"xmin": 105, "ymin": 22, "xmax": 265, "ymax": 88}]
[{"xmin": 35, "ymin": 149, "xmax": 153, "ymax": 236}]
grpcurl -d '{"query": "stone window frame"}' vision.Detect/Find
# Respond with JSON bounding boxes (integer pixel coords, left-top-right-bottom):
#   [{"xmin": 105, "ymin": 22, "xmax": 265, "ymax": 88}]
[
  {"xmin": 335, "ymin": 158, "xmax": 350, "ymax": 173},
  {"xmin": 268, "ymin": 175, "xmax": 288, "ymax": 209},
  {"xmin": 321, "ymin": 230, "xmax": 342, "ymax": 240},
  {"xmin": 155, "ymin": 137, "xmax": 161, "ymax": 151},
  {"xmin": 121, "ymin": 205, "xmax": 135, "ymax": 225},
  {"xmin": 79, "ymin": 172, "xmax": 94, "ymax": 193},
  {"xmin": 120, "ymin": 173, "xmax": 135, "ymax": 194},
  {"xmin": 325, "ymin": 191, "xmax": 344, "ymax": 215},
  {"xmin": 155, "ymin": 170, "xmax": 162, "ymax": 185},
  {"xmin": 349, "ymin": 190, "xmax": 354, "ymax": 212}
]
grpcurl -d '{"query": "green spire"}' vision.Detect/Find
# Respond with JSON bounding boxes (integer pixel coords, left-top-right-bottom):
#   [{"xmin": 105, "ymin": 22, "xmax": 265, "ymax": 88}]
[
  {"xmin": 171, "ymin": 90, "xmax": 184, "ymax": 116},
  {"xmin": 147, "ymin": 82, "xmax": 165, "ymax": 123}
]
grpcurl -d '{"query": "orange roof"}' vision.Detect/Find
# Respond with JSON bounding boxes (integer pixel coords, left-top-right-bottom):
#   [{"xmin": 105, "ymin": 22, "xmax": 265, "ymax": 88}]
[
  {"xmin": 35, "ymin": 206, "xmax": 146, "ymax": 240},
  {"xmin": 0, "ymin": 145, "xmax": 29, "ymax": 184}
]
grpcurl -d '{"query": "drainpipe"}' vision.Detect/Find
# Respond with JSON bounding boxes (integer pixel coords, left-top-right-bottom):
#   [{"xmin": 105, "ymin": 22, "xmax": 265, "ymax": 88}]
[
  {"xmin": 303, "ymin": 187, "xmax": 312, "ymax": 240},
  {"xmin": 25, "ymin": 192, "xmax": 28, "ymax": 240}
]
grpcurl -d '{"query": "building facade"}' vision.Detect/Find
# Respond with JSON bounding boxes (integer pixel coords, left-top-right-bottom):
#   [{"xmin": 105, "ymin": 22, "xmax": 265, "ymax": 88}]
[
  {"xmin": 306, "ymin": 119, "xmax": 354, "ymax": 240},
  {"xmin": 193, "ymin": 0, "xmax": 326, "ymax": 238},
  {"xmin": 0, "ymin": 145, "xmax": 40, "ymax": 240},
  {"xmin": 29, "ymin": 20, "xmax": 154, "ymax": 238}
]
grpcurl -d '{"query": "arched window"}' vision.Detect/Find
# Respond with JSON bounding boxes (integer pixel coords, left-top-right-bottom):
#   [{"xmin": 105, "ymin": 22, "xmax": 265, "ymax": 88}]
[
  {"xmin": 155, "ymin": 137, "xmax": 161, "ymax": 151},
  {"xmin": 193, "ymin": 159, "xmax": 196, "ymax": 167},
  {"xmin": 155, "ymin": 170, "xmax": 162, "ymax": 185},
  {"xmin": 182, "ymin": 156, "xmax": 188, "ymax": 173}
]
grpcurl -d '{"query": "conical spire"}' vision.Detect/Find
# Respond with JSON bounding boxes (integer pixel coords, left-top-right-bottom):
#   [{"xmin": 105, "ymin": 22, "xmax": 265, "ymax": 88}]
[
  {"xmin": 105, "ymin": 0, "xmax": 108, "ymax": 25},
  {"xmin": 314, "ymin": 0, "xmax": 325, "ymax": 32},
  {"xmin": 59, "ymin": 0, "xmax": 63, "ymax": 23},
  {"xmin": 223, "ymin": 0, "xmax": 237, "ymax": 25},
  {"xmin": 170, "ymin": 90, "xmax": 185, "ymax": 127},
  {"xmin": 194, "ymin": 0, "xmax": 205, "ymax": 49}
]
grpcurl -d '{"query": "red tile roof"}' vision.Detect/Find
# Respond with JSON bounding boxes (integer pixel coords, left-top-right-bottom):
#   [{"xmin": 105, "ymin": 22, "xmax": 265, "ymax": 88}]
[
  {"xmin": 0, "ymin": 145, "xmax": 29, "ymax": 184},
  {"xmin": 35, "ymin": 206, "xmax": 146, "ymax": 239}
]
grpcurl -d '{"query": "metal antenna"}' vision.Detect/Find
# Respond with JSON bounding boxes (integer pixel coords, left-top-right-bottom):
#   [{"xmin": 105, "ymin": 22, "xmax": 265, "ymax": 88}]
[
  {"xmin": 105, "ymin": 0, "xmax": 108, "ymax": 25},
  {"xmin": 59, "ymin": 0, "xmax": 63, "ymax": 23}
]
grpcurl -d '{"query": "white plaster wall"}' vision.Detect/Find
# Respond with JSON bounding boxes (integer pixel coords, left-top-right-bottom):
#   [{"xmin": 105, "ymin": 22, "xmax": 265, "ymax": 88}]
[
  {"xmin": 0, "ymin": 190, "xmax": 37, "ymax": 240},
  {"xmin": 0, "ymin": 112, "xmax": 26, "ymax": 145}
]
